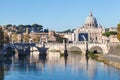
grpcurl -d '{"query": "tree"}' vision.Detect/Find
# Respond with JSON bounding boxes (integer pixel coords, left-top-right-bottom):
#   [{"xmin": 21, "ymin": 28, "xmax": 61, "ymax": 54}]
[
  {"xmin": 18, "ymin": 24, "xmax": 24, "ymax": 28},
  {"xmin": 117, "ymin": 24, "xmax": 120, "ymax": 41},
  {"xmin": 17, "ymin": 25, "xmax": 24, "ymax": 33},
  {"xmin": 0, "ymin": 27, "xmax": 4, "ymax": 49},
  {"xmin": 32, "ymin": 24, "xmax": 43, "ymax": 32},
  {"xmin": 44, "ymin": 29, "xmax": 49, "ymax": 33},
  {"xmin": 55, "ymin": 35, "xmax": 65, "ymax": 43},
  {"xmin": 24, "ymin": 25, "xmax": 32, "ymax": 28},
  {"xmin": 102, "ymin": 31, "xmax": 117, "ymax": 37},
  {"xmin": 62, "ymin": 29, "xmax": 72, "ymax": 33},
  {"xmin": 6, "ymin": 24, "xmax": 12, "ymax": 27}
]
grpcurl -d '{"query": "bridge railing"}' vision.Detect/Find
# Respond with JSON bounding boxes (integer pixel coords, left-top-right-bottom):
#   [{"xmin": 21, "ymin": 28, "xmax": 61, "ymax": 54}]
[{"xmin": 36, "ymin": 42, "xmax": 107, "ymax": 46}]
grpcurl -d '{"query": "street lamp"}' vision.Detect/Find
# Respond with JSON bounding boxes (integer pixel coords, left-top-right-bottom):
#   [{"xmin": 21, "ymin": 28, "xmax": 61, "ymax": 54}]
[
  {"xmin": 63, "ymin": 39, "xmax": 68, "ymax": 56},
  {"xmin": 81, "ymin": 35, "xmax": 88, "ymax": 56},
  {"xmin": 81, "ymin": 35, "xmax": 89, "ymax": 71}
]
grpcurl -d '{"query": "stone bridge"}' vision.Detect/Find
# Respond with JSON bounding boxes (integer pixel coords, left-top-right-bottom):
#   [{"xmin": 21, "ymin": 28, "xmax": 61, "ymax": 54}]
[
  {"xmin": 1, "ymin": 43, "xmax": 41, "ymax": 54},
  {"xmin": 2, "ymin": 42, "xmax": 108, "ymax": 54},
  {"xmin": 36, "ymin": 42, "xmax": 108, "ymax": 54}
]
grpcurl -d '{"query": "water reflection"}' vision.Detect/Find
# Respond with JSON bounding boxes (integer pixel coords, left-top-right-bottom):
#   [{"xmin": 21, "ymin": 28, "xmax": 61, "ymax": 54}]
[
  {"xmin": 0, "ymin": 51, "xmax": 119, "ymax": 80},
  {"xmin": 86, "ymin": 54, "xmax": 89, "ymax": 71},
  {"xmin": 64, "ymin": 55, "xmax": 68, "ymax": 67},
  {"xmin": 0, "ymin": 64, "xmax": 4, "ymax": 80}
]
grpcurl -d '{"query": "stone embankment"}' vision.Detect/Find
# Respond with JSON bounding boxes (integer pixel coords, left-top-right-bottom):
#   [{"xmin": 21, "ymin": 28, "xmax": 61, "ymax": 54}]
[
  {"xmin": 96, "ymin": 44, "xmax": 120, "ymax": 69},
  {"xmin": 109, "ymin": 44, "xmax": 120, "ymax": 56},
  {"xmin": 96, "ymin": 54, "xmax": 120, "ymax": 69}
]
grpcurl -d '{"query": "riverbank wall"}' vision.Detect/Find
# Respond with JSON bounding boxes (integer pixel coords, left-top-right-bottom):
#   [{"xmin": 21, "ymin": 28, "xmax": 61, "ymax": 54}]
[{"xmin": 96, "ymin": 44, "xmax": 120, "ymax": 69}]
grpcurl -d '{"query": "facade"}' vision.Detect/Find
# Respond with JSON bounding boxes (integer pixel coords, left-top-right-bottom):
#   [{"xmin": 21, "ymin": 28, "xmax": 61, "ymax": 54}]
[
  {"xmin": 29, "ymin": 30, "xmax": 57, "ymax": 43},
  {"xmin": 109, "ymin": 35, "xmax": 119, "ymax": 42},
  {"xmin": 109, "ymin": 27, "xmax": 117, "ymax": 32},
  {"xmin": 48, "ymin": 31, "xmax": 56, "ymax": 42},
  {"xmin": 29, "ymin": 32, "xmax": 48, "ymax": 43},
  {"xmin": 73, "ymin": 12, "xmax": 105, "ymax": 43},
  {"xmin": 63, "ymin": 33, "xmax": 73, "ymax": 42}
]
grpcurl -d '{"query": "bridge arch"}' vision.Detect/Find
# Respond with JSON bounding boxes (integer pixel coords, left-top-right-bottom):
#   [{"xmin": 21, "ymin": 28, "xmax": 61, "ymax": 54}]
[
  {"xmin": 68, "ymin": 46, "xmax": 82, "ymax": 53},
  {"xmin": 90, "ymin": 46, "xmax": 103, "ymax": 53}
]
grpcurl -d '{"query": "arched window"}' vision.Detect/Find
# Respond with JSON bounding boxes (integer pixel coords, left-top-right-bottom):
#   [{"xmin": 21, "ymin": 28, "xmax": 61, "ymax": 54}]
[
  {"xmin": 90, "ymin": 24, "xmax": 91, "ymax": 27},
  {"xmin": 96, "ymin": 37, "xmax": 97, "ymax": 40}
]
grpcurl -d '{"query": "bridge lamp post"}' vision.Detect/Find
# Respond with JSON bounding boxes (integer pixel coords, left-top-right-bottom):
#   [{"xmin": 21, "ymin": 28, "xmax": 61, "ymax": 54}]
[
  {"xmin": 63, "ymin": 39, "xmax": 68, "ymax": 56},
  {"xmin": 82, "ymin": 35, "xmax": 89, "ymax": 71},
  {"xmin": 81, "ymin": 35, "xmax": 88, "ymax": 55}
]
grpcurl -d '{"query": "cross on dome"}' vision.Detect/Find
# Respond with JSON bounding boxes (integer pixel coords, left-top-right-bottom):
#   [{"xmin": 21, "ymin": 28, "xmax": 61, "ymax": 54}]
[{"xmin": 90, "ymin": 11, "xmax": 93, "ymax": 16}]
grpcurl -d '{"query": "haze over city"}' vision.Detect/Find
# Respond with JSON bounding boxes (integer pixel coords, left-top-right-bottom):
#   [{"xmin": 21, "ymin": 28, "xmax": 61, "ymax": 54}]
[{"xmin": 0, "ymin": 0, "xmax": 120, "ymax": 31}]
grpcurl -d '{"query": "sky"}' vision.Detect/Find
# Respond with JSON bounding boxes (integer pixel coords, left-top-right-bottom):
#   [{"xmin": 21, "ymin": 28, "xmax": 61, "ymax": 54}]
[{"xmin": 0, "ymin": 0, "xmax": 120, "ymax": 31}]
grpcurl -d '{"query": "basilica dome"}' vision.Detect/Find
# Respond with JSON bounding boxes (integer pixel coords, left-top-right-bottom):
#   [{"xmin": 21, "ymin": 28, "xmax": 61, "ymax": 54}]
[{"xmin": 85, "ymin": 12, "xmax": 98, "ymax": 28}]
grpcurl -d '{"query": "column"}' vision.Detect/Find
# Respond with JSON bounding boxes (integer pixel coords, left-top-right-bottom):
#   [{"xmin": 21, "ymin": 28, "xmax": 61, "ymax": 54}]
[{"xmin": 76, "ymin": 33, "xmax": 79, "ymax": 42}]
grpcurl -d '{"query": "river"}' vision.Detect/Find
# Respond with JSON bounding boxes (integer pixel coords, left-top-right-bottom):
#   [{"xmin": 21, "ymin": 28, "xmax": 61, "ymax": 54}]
[{"xmin": 0, "ymin": 51, "xmax": 120, "ymax": 80}]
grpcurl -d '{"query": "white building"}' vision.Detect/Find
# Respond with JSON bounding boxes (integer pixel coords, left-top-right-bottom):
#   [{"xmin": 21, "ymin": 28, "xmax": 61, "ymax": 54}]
[
  {"xmin": 109, "ymin": 27, "xmax": 117, "ymax": 32},
  {"xmin": 73, "ymin": 12, "xmax": 105, "ymax": 43},
  {"xmin": 64, "ymin": 33, "xmax": 73, "ymax": 42}
]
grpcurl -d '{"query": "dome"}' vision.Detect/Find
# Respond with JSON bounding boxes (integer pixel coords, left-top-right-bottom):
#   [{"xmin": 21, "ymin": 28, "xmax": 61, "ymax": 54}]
[{"xmin": 85, "ymin": 12, "xmax": 98, "ymax": 28}]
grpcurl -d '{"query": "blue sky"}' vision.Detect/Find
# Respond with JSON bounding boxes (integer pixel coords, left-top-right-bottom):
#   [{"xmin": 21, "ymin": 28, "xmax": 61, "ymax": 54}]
[{"xmin": 0, "ymin": 0, "xmax": 120, "ymax": 31}]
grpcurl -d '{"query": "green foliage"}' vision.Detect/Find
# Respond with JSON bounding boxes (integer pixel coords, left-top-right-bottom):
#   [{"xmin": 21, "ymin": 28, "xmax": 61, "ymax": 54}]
[
  {"xmin": 56, "ymin": 37, "xmax": 64, "ymax": 43},
  {"xmin": 117, "ymin": 24, "xmax": 120, "ymax": 32},
  {"xmin": 6, "ymin": 24, "xmax": 12, "ymax": 27},
  {"xmin": 70, "ymin": 51, "xmax": 82, "ymax": 54},
  {"xmin": 88, "ymin": 51, "xmax": 98, "ymax": 59},
  {"xmin": 56, "ymin": 35, "xmax": 65, "ymax": 43},
  {"xmin": 62, "ymin": 29, "xmax": 72, "ymax": 33},
  {"xmin": 32, "ymin": 23, "xmax": 43, "ymax": 31},
  {"xmin": 44, "ymin": 29, "xmax": 49, "ymax": 33},
  {"xmin": 60, "ymin": 53, "xmax": 64, "ymax": 56},
  {"xmin": 117, "ymin": 24, "xmax": 120, "ymax": 41},
  {"xmin": 18, "ymin": 24, "xmax": 24, "ymax": 28},
  {"xmin": 62, "ymin": 29, "xmax": 75, "ymax": 33},
  {"xmin": 49, "ymin": 50, "xmax": 60, "ymax": 52},
  {"xmin": 102, "ymin": 31, "xmax": 117, "ymax": 37},
  {"xmin": 117, "ymin": 33, "xmax": 120, "ymax": 41},
  {"xmin": 115, "ymin": 45, "xmax": 120, "ymax": 49},
  {"xmin": 2, "ymin": 23, "xmax": 45, "ymax": 34}
]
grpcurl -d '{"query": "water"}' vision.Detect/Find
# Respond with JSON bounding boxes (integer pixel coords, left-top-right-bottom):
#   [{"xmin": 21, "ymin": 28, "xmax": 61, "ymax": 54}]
[{"xmin": 1, "ymin": 51, "xmax": 120, "ymax": 80}]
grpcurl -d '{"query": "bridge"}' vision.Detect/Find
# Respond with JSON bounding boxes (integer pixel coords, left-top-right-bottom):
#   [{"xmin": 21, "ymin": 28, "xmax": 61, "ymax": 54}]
[
  {"xmin": 2, "ymin": 42, "xmax": 109, "ymax": 55},
  {"xmin": 36, "ymin": 42, "xmax": 109, "ymax": 54}
]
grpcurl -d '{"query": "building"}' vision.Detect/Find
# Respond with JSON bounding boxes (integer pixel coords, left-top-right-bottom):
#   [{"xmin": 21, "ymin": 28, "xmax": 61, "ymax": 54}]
[
  {"xmin": 63, "ymin": 33, "xmax": 73, "ymax": 42},
  {"xmin": 109, "ymin": 27, "xmax": 117, "ymax": 32},
  {"xmin": 109, "ymin": 35, "xmax": 119, "ymax": 42},
  {"xmin": 48, "ymin": 30, "xmax": 56, "ymax": 42},
  {"xmin": 73, "ymin": 12, "xmax": 105, "ymax": 43}
]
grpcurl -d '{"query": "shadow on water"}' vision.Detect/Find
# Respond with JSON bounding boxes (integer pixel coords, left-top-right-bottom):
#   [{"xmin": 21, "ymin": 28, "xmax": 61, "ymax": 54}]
[
  {"xmin": 86, "ymin": 53, "xmax": 89, "ymax": 71},
  {"xmin": 0, "ymin": 64, "xmax": 4, "ymax": 80},
  {"xmin": 39, "ymin": 54, "xmax": 47, "ymax": 67},
  {"xmin": 18, "ymin": 55, "xmax": 30, "ymax": 66},
  {"xmin": 0, "ymin": 57, "xmax": 13, "ymax": 80},
  {"xmin": 64, "ymin": 52, "xmax": 68, "ymax": 68}
]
